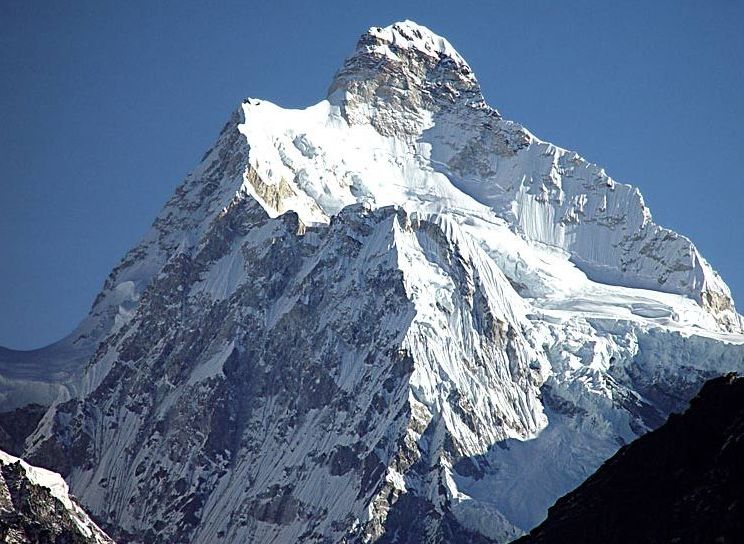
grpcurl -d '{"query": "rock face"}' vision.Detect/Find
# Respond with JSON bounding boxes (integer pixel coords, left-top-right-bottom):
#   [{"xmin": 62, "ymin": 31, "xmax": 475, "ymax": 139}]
[
  {"xmin": 2, "ymin": 19, "xmax": 744, "ymax": 543},
  {"xmin": 26, "ymin": 202, "xmax": 547, "ymax": 543},
  {"xmin": 0, "ymin": 403, "xmax": 45, "ymax": 456},
  {"xmin": 0, "ymin": 449, "xmax": 113, "ymax": 544},
  {"xmin": 516, "ymin": 373, "xmax": 744, "ymax": 544}
]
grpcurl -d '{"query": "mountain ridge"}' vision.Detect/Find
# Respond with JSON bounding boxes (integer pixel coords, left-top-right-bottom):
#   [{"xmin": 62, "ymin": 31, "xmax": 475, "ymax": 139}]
[
  {"xmin": 515, "ymin": 373, "xmax": 744, "ymax": 543},
  {"xmin": 1, "ymin": 20, "xmax": 743, "ymax": 543},
  {"xmin": 0, "ymin": 448, "xmax": 113, "ymax": 543}
]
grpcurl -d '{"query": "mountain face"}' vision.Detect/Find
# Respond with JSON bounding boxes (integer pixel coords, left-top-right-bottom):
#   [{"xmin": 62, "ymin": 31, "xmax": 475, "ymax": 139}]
[
  {"xmin": 515, "ymin": 373, "xmax": 744, "ymax": 544},
  {"xmin": 0, "ymin": 449, "xmax": 113, "ymax": 544},
  {"xmin": 0, "ymin": 404, "xmax": 45, "ymax": 456},
  {"xmin": 1, "ymin": 19, "xmax": 743, "ymax": 543}
]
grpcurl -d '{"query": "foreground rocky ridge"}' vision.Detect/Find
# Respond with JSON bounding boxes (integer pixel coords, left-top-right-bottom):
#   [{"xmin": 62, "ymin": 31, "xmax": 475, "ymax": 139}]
[
  {"xmin": 0, "ymin": 449, "xmax": 113, "ymax": 544},
  {"xmin": 1, "ymin": 20, "xmax": 744, "ymax": 543},
  {"xmin": 516, "ymin": 374, "xmax": 744, "ymax": 543}
]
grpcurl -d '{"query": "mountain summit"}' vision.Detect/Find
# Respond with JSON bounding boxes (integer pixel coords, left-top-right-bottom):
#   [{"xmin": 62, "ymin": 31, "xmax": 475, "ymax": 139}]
[
  {"xmin": 2, "ymin": 20, "xmax": 743, "ymax": 543},
  {"xmin": 328, "ymin": 20, "xmax": 484, "ymax": 135},
  {"xmin": 241, "ymin": 21, "xmax": 740, "ymax": 330}
]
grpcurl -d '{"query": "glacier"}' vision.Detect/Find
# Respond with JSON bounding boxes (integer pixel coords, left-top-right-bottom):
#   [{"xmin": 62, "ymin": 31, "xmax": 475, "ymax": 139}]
[{"xmin": 1, "ymin": 19, "xmax": 742, "ymax": 543}]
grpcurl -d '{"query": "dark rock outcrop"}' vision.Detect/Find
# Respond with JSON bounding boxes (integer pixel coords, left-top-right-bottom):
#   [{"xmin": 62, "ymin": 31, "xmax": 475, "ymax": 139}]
[
  {"xmin": 516, "ymin": 373, "xmax": 744, "ymax": 544},
  {"xmin": 0, "ymin": 403, "xmax": 46, "ymax": 456},
  {"xmin": 0, "ymin": 451, "xmax": 113, "ymax": 543}
]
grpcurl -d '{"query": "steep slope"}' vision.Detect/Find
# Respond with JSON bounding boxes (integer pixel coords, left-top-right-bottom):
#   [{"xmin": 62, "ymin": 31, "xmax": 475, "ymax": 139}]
[
  {"xmin": 26, "ymin": 201, "xmax": 547, "ymax": 543},
  {"xmin": 515, "ymin": 373, "xmax": 744, "ymax": 544},
  {"xmin": 0, "ymin": 449, "xmax": 113, "ymax": 543},
  {"xmin": 4, "ymin": 19, "xmax": 744, "ymax": 543}
]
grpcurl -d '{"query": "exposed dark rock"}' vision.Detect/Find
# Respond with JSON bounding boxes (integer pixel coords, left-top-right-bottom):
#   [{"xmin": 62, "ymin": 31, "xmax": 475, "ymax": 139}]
[
  {"xmin": 0, "ymin": 453, "xmax": 113, "ymax": 543},
  {"xmin": 517, "ymin": 374, "xmax": 744, "ymax": 544},
  {"xmin": 377, "ymin": 493, "xmax": 493, "ymax": 544},
  {"xmin": 0, "ymin": 403, "xmax": 46, "ymax": 456}
]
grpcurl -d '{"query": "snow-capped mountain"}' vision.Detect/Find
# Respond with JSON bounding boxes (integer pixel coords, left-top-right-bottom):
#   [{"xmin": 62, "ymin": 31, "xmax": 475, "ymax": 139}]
[
  {"xmin": 3, "ymin": 20, "xmax": 743, "ymax": 543},
  {"xmin": 0, "ymin": 448, "xmax": 113, "ymax": 543}
]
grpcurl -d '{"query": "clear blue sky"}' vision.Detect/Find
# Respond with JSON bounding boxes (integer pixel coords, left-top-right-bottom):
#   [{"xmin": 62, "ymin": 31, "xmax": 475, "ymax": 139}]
[{"xmin": 1, "ymin": 1, "xmax": 743, "ymax": 349}]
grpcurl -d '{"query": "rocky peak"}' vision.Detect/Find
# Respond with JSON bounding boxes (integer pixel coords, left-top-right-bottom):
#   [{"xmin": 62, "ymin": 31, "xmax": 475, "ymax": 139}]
[{"xmin": 327, "ymin": 20, "xmax": 486, "ymax": 136}]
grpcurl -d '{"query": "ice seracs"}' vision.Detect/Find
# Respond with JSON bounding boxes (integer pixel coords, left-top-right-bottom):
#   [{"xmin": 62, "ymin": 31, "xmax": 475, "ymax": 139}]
[{"xmin": 3, "ymin": 19, "xmax": 744, "ymax": 544}]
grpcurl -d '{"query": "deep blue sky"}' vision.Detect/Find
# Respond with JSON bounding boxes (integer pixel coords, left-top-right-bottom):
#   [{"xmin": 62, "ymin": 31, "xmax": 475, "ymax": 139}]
[{"xmin": 1, "ymin": 1, "xmax": 743, "ymax": 349}]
